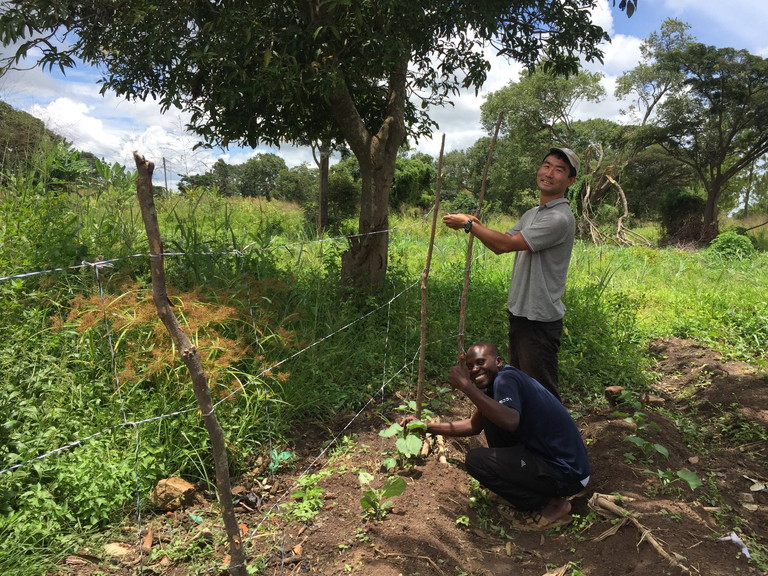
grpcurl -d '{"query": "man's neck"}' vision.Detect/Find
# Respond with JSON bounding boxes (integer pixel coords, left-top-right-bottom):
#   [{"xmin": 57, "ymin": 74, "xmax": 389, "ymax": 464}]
[{"xmin": 539, "ymin": 192, "xmax": 566, "ymax": 206}]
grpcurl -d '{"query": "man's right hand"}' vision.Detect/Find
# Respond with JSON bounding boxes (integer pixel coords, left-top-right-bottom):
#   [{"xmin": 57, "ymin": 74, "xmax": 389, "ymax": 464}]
[{"xmin": 442, "ymin": 213, "xmax": 473, "ymax": 230}]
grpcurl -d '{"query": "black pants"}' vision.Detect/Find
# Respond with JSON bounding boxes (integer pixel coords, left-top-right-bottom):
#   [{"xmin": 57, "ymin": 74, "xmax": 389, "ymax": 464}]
[
  {"xmin": 507, "ymin": 313, "xmax": 563, "ymax": 401},
  {"xmin": 465, "ymin": 444, "xmax": 584, "ymax": 511}
]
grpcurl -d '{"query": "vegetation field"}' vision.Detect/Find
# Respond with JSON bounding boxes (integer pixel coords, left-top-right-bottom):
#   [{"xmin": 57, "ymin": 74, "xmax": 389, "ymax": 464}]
[{"xmin": 1, "ymin": 182, "xmax": 767, "ymax": 574}]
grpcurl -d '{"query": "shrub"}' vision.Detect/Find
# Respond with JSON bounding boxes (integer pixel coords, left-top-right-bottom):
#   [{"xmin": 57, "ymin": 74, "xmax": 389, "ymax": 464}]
[
  {"xmin": 706, "ymin": 230, "xmax": 757, "ymax": 260},
  {"xmin": 444, "ymin": 190, "xmax": 479, "ymax": 214},
  {"xmin": 658, "ymin": 189, "xmax": 705, "ymax": 244}
]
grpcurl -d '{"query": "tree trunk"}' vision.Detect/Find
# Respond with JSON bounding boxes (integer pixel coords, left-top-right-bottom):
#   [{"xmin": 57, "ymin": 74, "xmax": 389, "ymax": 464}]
[
  {"xmin": 703, "ymin": 184, "xmax": 721, "ymax": 241},
  {"xmin": 330, "ymin": 59, "xmax": 408, "ymax": 294},
  {"xmin": 133, "ymin": 152, "xmax": 247, "ymax": 576},
  {"xmin": 340, "ymin": 162, "xmax": 391, "ymax": 293},
  {"xmin": 318, "ymin": 150, "xmax": 330, "ymax": 233},
  {"xmin": 743, "ymin": 161, "xmax": 755, "ymax": 217}
]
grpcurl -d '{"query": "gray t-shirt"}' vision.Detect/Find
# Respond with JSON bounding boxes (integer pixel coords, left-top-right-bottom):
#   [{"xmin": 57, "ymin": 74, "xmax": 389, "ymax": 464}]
[{"xmin": 507, "ymin": 198, "xmax": 575, "ymax": 322}]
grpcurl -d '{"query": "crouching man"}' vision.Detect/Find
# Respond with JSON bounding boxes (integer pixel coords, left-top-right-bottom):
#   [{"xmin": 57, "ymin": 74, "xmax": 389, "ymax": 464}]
[{"xmin": 408, "ymin": 341, "xmax": 590, "ymax": 530}]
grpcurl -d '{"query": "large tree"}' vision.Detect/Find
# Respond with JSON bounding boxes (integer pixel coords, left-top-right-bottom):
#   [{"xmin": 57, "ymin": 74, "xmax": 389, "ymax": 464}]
[
  {"xmin": 240, "ymin": 153, "xmax": 287, "ymax": 200},
  {"xmin": 614, "ymin": 19, "xmax": 693, "ymax": 127},
  {"xmin": 648, "ymin": 43, "xmax": 768, "ymax": 240},
  {"xmin": 0, "ymin": 0, "xmax": 634, "ymax": 291}
]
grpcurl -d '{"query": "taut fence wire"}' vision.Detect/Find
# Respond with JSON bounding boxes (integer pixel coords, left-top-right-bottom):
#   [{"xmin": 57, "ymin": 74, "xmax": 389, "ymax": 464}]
[{"xmin": 0, "ymin": 183, "xmax": 461, "ymax": 573}]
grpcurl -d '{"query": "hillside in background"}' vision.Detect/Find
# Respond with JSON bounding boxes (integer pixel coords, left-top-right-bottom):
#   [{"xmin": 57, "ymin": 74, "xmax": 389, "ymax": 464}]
[{"xmin": 0, "ymin": 101, "xmax": 67, "ymax": 170}]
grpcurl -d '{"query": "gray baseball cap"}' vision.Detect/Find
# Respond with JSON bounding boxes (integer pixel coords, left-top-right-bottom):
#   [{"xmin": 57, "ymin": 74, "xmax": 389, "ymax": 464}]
[{"xmin": 550, "ymin": 147, "xmax": 580, "ymax": 174}]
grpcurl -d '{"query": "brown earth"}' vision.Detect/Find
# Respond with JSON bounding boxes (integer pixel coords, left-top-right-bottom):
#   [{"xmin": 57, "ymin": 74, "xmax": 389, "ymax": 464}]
[{"xmin": 58, "ymin": 338, "xmax": 768, "ymax": 576}]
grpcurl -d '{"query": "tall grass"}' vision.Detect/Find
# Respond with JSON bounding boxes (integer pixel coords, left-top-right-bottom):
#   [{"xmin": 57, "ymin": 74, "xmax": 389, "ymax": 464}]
[
  {"xmin": 570, "ymin": 243, "xmax": 768, "ymax": 364},
  {"xmin": 1, "ymin": 179, "xmax": 767, "ymax": 573}
]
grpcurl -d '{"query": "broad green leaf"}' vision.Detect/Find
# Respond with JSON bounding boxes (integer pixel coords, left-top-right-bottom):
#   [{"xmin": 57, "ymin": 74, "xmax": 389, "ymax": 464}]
[
  {"xmin": 676, "ymin": 469, "xmax": 702, "ymax": 490},
  {"xmin": 624, "ymin": 435, "xmax": 645, "ymax": 446},
  {"xmin": 379, "ymin": 423, "xmax": 403, "ymax": 438},
  {"xmin": 381, "ymin": 476, "xmax": 407, "ymax": 499},
  {"xmin": 358, "ymin": 471, "xmax": 374, "ymax": 486},
  {"xmin": 653, "ymin": 444, "xmax": 669, "ymax": 458},
  {"xmin": 396, "ymin": 434, "xmax": 422, "ymax": 457}
]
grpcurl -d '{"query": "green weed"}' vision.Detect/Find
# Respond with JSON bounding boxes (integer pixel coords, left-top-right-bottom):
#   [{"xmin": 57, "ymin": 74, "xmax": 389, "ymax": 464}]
[
  {"xmin": 287, "ymin": 470, "xmax": 333, "ymax": 524},
  {"xmin": 713, "ymin": 403, "xmax": 768, "ymax": 445}
]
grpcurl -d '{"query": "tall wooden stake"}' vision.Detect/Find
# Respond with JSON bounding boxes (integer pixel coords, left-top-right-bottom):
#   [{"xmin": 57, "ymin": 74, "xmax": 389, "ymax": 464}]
[
  {"xmin": 456, "ymin": 112, "xmax": 505, "ymax": 357},
  {"xmin": 133, "ymin": 152, "xmax": 247, "ymax": 576},
  {"xmin": 415, "ymin": 135, "xmax": 445, "ymax": 419}
]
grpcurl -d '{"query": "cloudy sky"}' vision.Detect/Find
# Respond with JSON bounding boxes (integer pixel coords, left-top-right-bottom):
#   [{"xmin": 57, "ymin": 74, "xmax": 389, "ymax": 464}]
[{"xmin": 0, "ymin": 0, "xmax": 766, "ymax": 187}]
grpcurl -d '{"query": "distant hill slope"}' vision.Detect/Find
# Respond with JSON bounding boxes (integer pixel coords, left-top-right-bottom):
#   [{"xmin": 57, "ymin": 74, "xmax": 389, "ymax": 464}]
[{"xmin": 0, "ymin": 100, "xmax": 66, "ymax": 170}]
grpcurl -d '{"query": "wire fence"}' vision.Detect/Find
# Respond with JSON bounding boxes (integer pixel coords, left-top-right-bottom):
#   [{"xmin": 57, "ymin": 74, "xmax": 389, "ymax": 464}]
[{"xmin": 0, "ymin": 215, "xmax": 458, "ymax": 573}]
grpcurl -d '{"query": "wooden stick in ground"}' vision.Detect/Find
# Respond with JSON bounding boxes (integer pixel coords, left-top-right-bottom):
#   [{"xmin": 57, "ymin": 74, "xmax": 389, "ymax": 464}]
[
  {"xmin": 415, "ymin": 134, "xmax": 445, "ymax": 420},
  {"xmin": 588, "ymin": 493, "xmax": 690, "ymax": 574},
  {"xmin": 133, "ymin": 152, "xmax": 247, "ymax": 576},
  {"xmin": 456, "ymin": 112, "xmax": 504, "ymax": 357}
]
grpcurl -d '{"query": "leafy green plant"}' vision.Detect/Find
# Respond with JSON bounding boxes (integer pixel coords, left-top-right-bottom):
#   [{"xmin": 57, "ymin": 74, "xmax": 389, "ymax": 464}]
[
  {"xmin": 706, "ymin": 230, "xmax": 757, "ymax": 260},
  {"xmin": 643, "ymin": 468, "xmax": 701, "ymax": 492},
  {"xmin": 268, "ymin": 449, "xmax": 293, "ymax": 473},
  {"xmin": 287, "ymin": 470, "xmax": 332, "ymax": 523},
  {"xmin": 378, "ymin": 420, "xmax": 426, "ymax": 470},
  {"xmin": 714, "ymin": 403, "xmax": 768, "ymax": 445},
  {"xmin": 567, "ymin": 510, "xmax": 599, "ymax": 538},
  {"xmin": 624, "ymin": 434, "xmax": 669, "ymax": 463},
  {"xmin": 358, "ymin": 471, "xmax": 407, "ymax": 520},
  {"xmin": 614, "ymin": 392, "xmax": 668, "ymax": 464}
]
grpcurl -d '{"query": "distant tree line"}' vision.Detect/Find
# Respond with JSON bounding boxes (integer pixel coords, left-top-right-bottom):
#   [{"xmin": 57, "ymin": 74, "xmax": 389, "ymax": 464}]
[{"xmin": 2, "ymin": 17, "xmax": 767, "ymax": 250}]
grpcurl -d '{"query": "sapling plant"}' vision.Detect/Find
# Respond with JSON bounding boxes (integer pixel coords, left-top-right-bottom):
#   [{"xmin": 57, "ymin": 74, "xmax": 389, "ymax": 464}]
[
  {"xmin": 643, "ymin": 468, "xmax": 702, "ymax": 492},
  {"xmin": 358, "ymin": 471, "xmax": 407, "ymax": 520},
  {"xmin": 615, "ymin": 391, "xmax": 702, "ymax": 492},
  {"xmin": 378, "ymin": 419, "xmax": 427, "ymax": 471}
]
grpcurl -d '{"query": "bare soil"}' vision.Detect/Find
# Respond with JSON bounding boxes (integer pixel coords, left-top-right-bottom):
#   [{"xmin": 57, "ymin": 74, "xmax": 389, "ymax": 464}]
[{"xmin": 58, "ymin": 338, "xmax": 768, "ymax": 576}]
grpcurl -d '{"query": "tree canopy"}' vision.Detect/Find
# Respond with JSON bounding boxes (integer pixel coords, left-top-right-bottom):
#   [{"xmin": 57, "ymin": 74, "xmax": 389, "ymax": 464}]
[
  {"xmin": 647, "ymin": 42, "xmax": 768, "ymax": 239},
  {"xmin": 0, "ymin": 0, "xmax": 636, "ymax": 290}
]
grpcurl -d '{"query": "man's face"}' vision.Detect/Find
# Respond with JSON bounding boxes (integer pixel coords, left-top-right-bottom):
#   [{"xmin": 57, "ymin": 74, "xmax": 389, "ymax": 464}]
[
  {"xmin": 536, "ymin": 154, "xmax": 576, "ymax": 197},
  {"xmin": 465, "ymin": 346, "xmax": 502, "ymax": 389}
]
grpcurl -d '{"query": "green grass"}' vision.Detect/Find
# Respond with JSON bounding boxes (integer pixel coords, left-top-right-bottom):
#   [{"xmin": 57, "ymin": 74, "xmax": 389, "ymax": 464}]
[
  {"xmin": 1, "ymin": 180, "xmax": 767, "ymax": 573},
  {"xmin": 569, "ymin": 242, "xmax": 768, "ymax": 364}
]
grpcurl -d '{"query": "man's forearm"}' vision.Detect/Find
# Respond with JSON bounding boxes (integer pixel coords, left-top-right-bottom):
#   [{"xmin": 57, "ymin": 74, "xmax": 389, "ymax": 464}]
[
  {"xmin": 426, "ymin": 419, "xmax": 474, "ymax": 437},
  {"xmin": 470, "ymin": 222, "xmax": 528, "ymax": 254}
]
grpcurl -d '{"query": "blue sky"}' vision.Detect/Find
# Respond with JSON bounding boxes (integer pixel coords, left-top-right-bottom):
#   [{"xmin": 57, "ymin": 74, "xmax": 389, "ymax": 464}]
[{"xmin": 0, "ymin": 0, "xmax": 766, "ymax": 188}]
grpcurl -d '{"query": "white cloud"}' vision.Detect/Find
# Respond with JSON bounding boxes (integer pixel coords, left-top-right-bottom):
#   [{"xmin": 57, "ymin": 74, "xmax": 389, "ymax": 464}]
[
  {"xmin": 1, "ymin": 0, "xmax": 764, "ymax": 175},
  {"xmin": 30, "ymin": 98, "xmax": 121, "ymax": 154}
]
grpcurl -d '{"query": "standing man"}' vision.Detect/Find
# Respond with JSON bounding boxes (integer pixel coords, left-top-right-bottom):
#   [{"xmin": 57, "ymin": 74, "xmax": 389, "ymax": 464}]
[
  {"xmin": 405, "ymin": 342, "xmax": 590, "ymax": 530},
  {"xmin": 443, "ymin": 147, "xmax": 578, "ymax": 401}
]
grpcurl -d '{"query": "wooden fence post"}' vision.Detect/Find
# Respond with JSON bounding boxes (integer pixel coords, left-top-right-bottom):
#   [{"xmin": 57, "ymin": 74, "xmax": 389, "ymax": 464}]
[{"xmin": 133, "ymin": 152, "xmax": 247, "ymax": 576}]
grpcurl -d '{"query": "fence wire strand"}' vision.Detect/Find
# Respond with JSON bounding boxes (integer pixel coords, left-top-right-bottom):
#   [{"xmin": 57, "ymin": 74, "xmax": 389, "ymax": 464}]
[{"xmin": 0, "ymin": 214, "xmax": 449, "ymax": 574}]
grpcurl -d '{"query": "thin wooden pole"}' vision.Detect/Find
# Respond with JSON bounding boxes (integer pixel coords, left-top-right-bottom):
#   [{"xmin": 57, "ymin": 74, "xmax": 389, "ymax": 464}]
[
  {"xmin": 415, "ymin": 135, "xmax": 446, "ymax": 420},
  {"xmin": 456, "ymin": 112, "xmax": 505, "ymax": 357},
  {"xmin": 133, "ymin": 152, "xmax": 247, "ymax": 576}
]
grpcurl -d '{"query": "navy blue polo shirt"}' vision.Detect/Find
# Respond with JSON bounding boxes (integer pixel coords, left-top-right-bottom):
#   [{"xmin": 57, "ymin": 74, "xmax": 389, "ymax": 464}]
[{"xmin": 482, "ymin": 365, "xmax": 591, "ymax": 484}]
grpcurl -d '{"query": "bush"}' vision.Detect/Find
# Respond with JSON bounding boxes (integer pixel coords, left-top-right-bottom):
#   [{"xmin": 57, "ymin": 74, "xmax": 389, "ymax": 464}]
[
  {"xmin": 444, "ymin": 190, "xmax": 479, "ymax": 215},
  {"xmin": 658, "ymin": 189, "xmax": 705, "ymax": 244},
  {"xmin": 706, "ymin": 230, "xmax": 756, "ymax": 260}
]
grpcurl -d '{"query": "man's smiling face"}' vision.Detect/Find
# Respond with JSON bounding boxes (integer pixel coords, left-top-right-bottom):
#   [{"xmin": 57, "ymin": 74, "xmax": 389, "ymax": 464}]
[
  {"xmin": 465, "ymin": 344, "xmax": 503, "ymax": 389},
  {"xmin": 536, "ymin": 154, "xmax": 576, "ymax": 197}
]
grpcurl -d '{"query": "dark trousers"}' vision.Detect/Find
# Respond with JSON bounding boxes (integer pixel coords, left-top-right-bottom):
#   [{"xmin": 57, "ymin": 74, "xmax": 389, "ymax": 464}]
[
  {"xmin": 465, "ymin": 445, "xmax": 583, "ymax": 510},
  {"xmin": 508, "ymin": 313, "xmax": 563, "ymax": 401}
]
